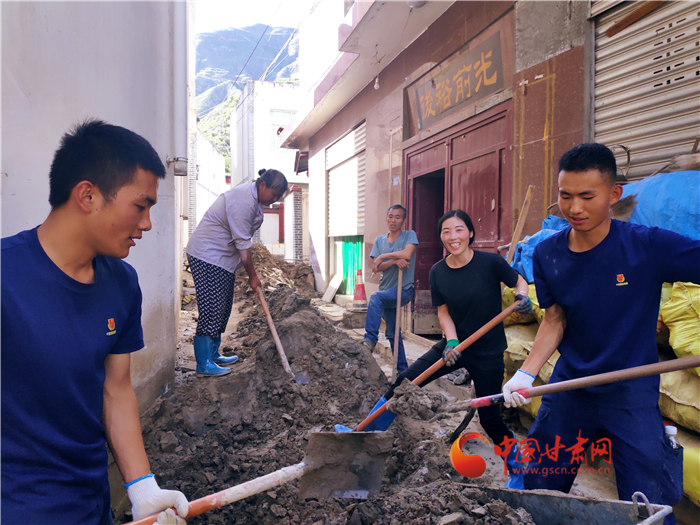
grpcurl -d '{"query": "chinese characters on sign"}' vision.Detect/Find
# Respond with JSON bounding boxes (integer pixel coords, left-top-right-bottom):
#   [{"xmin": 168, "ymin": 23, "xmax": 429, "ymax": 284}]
[
  {"xmin": 415, "ymin": 31, "xmax": 504, "ymax": 131},
  {"xmin": 493, "ymin": 433, "xmax": 613, "ymax": 476}
]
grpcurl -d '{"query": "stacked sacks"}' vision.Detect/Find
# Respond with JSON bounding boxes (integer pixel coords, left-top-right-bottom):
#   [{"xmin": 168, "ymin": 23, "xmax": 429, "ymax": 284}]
[
  {"xmin": 622, "ymin": 171, "xmax": 700, "ymax": 505},
  {"xmin": 658, "ymin": 282, "xmax": 700, "ymax": 438},
  {"xmin": 502, "ymin": 285, "xmax": 558, "ymax": 419}
]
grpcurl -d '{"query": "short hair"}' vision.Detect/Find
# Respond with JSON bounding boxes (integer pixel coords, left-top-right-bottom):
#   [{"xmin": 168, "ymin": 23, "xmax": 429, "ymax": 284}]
[
  {"xmin": 48, "ymin": 119, "xmax": 165, "ymax": 208},
  {"xmin": 558, "ymin": 143, "xmax": 617, "ymax": 186},
  {"xmin": 256, "ymin": 168, "xmax": 288, "ymax": 194},
  {"xmin": 437, "ymin": 209, "xmax": 475, "ymax": 245},
  {"xmin": 387, "ymin": 204, "xmax": 407, "ymax": 219}
]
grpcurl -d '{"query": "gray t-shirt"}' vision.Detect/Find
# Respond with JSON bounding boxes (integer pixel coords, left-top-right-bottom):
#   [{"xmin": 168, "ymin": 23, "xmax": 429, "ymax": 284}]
[
  {"xmin": 185, "ymin": 182, "xmax": 264, "ymax": 273},
  {"xmin": 370, "ymin": 230, "xmax": 419, "ymax": 291}
]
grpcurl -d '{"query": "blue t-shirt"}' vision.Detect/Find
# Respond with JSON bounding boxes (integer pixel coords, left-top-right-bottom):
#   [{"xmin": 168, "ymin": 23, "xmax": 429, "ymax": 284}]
[
  {"xmin": 370, "ymin": 230, "xmax": 419, "ymax": 291},
  {"xmin": 533, "ymin": 220, "xmax": 700, "ymax": 408},
  {"xmin": 1, "ymin": 227, "xmax": 145, "ymax": 524}
]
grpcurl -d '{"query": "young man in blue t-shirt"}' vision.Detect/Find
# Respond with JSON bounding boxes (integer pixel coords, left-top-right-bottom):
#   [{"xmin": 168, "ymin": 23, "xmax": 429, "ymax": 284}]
[
  {"xmin": 1, "ymin": 120, "xmax": 189, "ymax": 525},
  {"xmin": 360, "ymin": 205, "xmax": 419, "ymax": 373},
  {"xmin": 502, "ymin": 143, "xmax": 699, "ymax": 522}
]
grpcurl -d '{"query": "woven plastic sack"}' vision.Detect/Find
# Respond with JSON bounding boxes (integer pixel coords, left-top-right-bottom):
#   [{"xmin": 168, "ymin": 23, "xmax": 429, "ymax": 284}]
[
  {"xmin": 503, "ymin": 323, "xmax": 538, "ymax": 373},
  {"xmin": 683, "ymin": 446, "xmax": 700, "ymax": 506},
  {"xmin": 502, "ymin": 284, "xmax": 544, "ymax": 326},
  {"xmin": 660, "ymin": 282, "xmax": 700, "ymax": 377},
  {"xmin": 659, "ymin": 369, "xmax": 700, "ymax": 434}
]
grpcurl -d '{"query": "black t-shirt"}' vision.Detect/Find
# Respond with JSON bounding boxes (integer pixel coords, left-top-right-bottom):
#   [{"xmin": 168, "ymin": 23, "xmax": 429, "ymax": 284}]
[{"xmin": 429, "ymin": 250, "xmax": 518, "ymax": 357}]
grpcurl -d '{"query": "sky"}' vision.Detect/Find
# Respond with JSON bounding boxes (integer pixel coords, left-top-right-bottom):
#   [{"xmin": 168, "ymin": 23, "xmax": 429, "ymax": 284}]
[{"xmin": 195, "ymin": 0, "xmax": 321, "ymax": 34}]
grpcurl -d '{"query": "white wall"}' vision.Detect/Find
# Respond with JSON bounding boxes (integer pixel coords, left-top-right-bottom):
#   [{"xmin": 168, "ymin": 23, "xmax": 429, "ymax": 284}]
[
  {"xmin": 231, "ymin": 81, "xmax": 308, "ymax": 186},
  {"xmin": 252, "ymin": 81, "xmax": 303, "ymax": 183},
  {"xmin": 283, "ymin": 190, "xmax": 295, "ymax": 261},
  {"xmin": 298, "ymin": 0, "xmax": 346, "ymax": 102},
  {"xmin": 308, "ymin": 151, "xmax": 328, "ymax": 289},
  {"xmin": 1, "ymin": 1, "xmax": 186, "ymax": 410},
  {"xmin": 195, "ymin": 132, "xmax": 229, "ymax": 224}
]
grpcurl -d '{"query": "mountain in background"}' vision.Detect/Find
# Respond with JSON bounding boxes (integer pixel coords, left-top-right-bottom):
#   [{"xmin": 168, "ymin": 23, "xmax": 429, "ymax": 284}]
[
  {"xmin": 196, "ymin": 24, "xmax": 298, "ymax": 117},
  {"xmin": 196, "ymin": 24, "xmax": 299, "ymax": 172}
]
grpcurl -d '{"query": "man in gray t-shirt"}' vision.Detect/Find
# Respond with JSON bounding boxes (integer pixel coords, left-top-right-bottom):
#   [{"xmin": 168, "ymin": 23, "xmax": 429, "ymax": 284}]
[{"xmin": 361, "ymin": 205, "xmax": 419, "ymax": 372}]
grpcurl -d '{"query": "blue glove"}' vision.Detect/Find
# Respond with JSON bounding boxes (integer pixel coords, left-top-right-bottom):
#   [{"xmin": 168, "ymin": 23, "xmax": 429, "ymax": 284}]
[
  {"xmin": 442, "ymin": 339, "xmax": 460, "ymax": 367},
  {"xmin": 514, "ymin": 293, "xmax": 533, "ymax": 314}
]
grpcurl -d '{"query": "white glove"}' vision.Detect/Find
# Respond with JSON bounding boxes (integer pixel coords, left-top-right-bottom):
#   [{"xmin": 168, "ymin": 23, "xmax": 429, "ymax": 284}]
[
  {"xmin": 503, "ymin": 369, "xmax": 535, "ymax": 408},
  {"xmin": 155, "ymin": 508, "xmax": 187, "ymax": 525},
  {"xmin": 127, "ymin": 475, "xmax": 189, "ymax": 520}
]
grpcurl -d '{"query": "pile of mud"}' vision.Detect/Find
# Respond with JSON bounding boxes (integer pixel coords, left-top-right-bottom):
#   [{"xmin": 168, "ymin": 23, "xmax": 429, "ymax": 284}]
[
  {"xmin": 235, "ymin": 243, "xmax": 319, "ymax": 299},
  {"xmin": 126, "ymin": 288, "xmax": 524, "ymax": 524}
]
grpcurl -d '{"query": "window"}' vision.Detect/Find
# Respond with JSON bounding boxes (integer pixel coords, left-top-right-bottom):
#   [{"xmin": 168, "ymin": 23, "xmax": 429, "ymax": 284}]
[{"xmin": 270, "ymin": 110, "xmax": 295, "ymax": 149}]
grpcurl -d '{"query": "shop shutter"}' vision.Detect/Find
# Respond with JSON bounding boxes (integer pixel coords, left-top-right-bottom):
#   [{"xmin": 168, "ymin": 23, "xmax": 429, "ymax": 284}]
[
  {"xmin": 594, "ymin": 1, "xmax": 700, "ymax": 179},
  {"xmin": 326, "ymin": 122, "xmax": 367, "ymax": 236}
]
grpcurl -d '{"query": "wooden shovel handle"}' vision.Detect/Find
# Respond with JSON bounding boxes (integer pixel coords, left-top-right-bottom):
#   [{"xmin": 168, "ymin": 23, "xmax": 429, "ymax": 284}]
[
  {"xmin": 124, "ymin": 463, "xmax": 310, "ymax": 524},
  {"xmin": 256, "ymin": 288, "xmax": 295, "ymax": 380},
  {"xmin": 391, "ymin": 269, "xmax": 404, "ymax": 383},
  {"xmin": 355, "ymin": 303, "xmax": 518, "ymax": 431},
  {"xmin": 471, "ymin": 354, "xmax": 700, "ymax": 407}
]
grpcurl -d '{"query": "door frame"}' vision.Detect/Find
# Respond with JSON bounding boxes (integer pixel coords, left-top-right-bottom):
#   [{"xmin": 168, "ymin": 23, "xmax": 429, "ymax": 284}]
[{"xmin": 403, "ymin": 100, "xmax": 513, "ymax": 247}]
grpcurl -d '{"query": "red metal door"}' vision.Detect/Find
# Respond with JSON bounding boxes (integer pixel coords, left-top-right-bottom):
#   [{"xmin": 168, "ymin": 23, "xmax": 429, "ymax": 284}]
[
  {"xmin": 411, "ymin": 172, "xmax": 445, "ymax": 334},
  {"xmin": 448, "ymin": 111, "xmax": 509, "ymax": 252}
]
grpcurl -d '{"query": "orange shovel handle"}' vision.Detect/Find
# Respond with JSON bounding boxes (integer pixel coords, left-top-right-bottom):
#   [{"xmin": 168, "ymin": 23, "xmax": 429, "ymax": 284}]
[{"xmin": 355, "ymin": 303, "xmax": 518, "ymax": 431}]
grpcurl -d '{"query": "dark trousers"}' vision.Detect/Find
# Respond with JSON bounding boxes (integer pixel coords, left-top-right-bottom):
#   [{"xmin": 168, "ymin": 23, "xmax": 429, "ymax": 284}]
[
  {"xmin": 384, "ymin": 342, "xmax": 511, "ymax": 447},
  {"xmin": 524, "ymin": 389, "xmax": 679, "ymax": 524}
]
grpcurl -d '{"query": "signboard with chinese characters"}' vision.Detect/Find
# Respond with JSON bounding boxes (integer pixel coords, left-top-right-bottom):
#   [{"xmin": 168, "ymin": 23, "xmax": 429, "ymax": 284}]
[{"xmin": 415, "ymin": 31, "xmax": 503, "ymax": 132}]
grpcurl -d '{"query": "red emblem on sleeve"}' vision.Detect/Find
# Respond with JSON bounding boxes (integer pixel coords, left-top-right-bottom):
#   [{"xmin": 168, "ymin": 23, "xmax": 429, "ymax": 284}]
[
  {"xmin": 616, "ymin": 274, "xmax": 625, "ymax": 283},
  {"xmin": 108, "ymin": 318, "xmax": 116, "ymax": 331}
]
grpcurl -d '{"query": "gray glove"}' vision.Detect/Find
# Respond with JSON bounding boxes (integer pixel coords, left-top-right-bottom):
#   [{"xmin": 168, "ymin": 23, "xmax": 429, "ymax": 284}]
[
  {"xmin": 442, "ymin": 339, "xmax": 460, "ymax": 367},
  {"xmin": 514, "ymin": 293, "xmax": 533, "ymax": 314}
]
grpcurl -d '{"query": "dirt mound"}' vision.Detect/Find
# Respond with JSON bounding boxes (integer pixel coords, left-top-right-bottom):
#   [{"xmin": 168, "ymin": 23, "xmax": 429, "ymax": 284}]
[
  {"xmin": 129, "ymin": 288, "xmax": 391, "ymax": 523},
  {"xmin": 327, "ymin": 483, "xmax": 536, "ymax": 524},
  {"xmin": 126, "ymin": 288, "xmax": 527, "ymax": 524},
  {"xmin": 234, "ymin": 244, "xmax": 319, "ymax": 300},
  {"xmin": 389, "ymin": 379, "xmax": 446, "ymax": 421}
]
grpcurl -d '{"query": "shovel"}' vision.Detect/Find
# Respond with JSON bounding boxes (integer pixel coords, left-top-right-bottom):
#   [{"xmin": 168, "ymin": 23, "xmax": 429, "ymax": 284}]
[
  {"xmin": 353, "ymin": 303, "xmax": 518, "ymax": 431},
  {"xmin": 255, "ymin": 287, "xmax": 309, "ymax": 384},
  {"xmin": 469, "ymin": 353, "xmax": 700, "ymax": 408},
  {"xmin": 124, "ymin": 431, "xmax": 393, "ymax": 525},
  {"xmin": 441, "ymin": 354, "xmax": 700, "ymax": 442}
]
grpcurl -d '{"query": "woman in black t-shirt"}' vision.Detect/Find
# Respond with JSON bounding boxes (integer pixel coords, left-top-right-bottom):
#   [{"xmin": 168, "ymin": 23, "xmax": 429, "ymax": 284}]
[{"xmin": 337, "ymin": 210, "xmax": 531, "ymax": 484}]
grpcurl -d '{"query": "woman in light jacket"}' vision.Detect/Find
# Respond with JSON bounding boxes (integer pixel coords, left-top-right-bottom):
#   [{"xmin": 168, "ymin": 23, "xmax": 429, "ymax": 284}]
[{"xmin": 185, "ymin": 168, "xmax": 288, "ymax": 377}]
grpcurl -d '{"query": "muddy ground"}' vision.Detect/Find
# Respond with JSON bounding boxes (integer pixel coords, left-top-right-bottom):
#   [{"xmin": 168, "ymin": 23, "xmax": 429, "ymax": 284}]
[{"xmin": 120, "ymin": 251, "xmax": 537, "ymax": 524}]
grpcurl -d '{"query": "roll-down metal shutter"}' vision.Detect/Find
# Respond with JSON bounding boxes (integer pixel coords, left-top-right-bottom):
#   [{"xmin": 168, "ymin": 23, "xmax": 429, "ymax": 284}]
[
  {"xmin": 327, "ymin": 122, "xmax": 367, "ymax": 237},
  {"xmin": 594, "ymin": 1, "xmax": 700, "ymax": 179}
]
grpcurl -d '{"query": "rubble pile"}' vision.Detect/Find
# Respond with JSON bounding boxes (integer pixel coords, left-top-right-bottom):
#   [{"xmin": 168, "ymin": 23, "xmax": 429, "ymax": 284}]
[
  {"xmin": 127, "ymin": 287, "xmax": 527, "ymax": 524},
  {"xmin": 235, "ymin": 244, "xmax": 319, "ymax": 300}
]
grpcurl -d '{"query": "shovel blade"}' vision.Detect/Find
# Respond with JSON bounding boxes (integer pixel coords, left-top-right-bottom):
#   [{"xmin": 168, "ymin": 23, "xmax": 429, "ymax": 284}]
[{"xmin": 299, "ymin": 431, "xmax": 393, "ymax": 500}]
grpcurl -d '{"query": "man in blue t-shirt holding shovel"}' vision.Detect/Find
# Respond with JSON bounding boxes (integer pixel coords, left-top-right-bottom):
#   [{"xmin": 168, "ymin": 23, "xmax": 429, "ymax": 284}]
[
  {"xmin": 360, "ymin": 204, "xmax": 419, "ymax": 374},
  {"xmin": 502, "ymin": 143, "xmax": 700, "ymax": 524}
]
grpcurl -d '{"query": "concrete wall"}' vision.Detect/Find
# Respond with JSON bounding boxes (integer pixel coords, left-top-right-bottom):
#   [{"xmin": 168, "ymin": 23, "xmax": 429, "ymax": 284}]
[
  {"xmin": 1, "ymin": 1, "xmax": 186, "ymax": 410},
  {"xmin": 512, "ymin": 0, "xmax": 589, "ymax": 237},
  {"xmin": 514, "ymin": 0, "xmax": 588, "ymax": 73},
  {"xmin": 195, "ymin": 132, "xmax": 229, "ymax": 225}
]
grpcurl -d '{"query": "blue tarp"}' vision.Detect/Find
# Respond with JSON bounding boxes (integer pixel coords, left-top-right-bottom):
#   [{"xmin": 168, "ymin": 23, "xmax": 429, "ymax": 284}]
[
  {"xmin": 621, "ymin": 171, "xmax": 700, "ymax": 241},
  {"xmin": 510, "ymin": 216, "xmax": 569, "ymax": 283}
]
